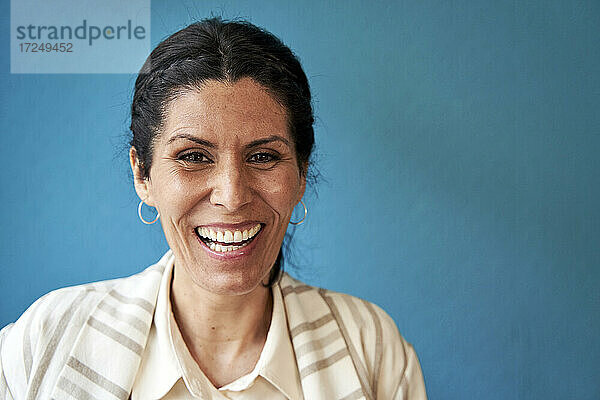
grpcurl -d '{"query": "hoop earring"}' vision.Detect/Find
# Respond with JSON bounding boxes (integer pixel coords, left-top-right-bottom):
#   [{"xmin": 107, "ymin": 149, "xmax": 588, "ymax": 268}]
[
  {"xmin": 290, "ymin": 200, "xmax": 307, "ymax": 225},
  {"xmin": 138, "ymin": 200, "xmax": 160, "ymax": 225}
]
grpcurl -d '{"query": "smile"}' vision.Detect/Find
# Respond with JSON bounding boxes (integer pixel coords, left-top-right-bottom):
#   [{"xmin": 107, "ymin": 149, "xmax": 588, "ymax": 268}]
[{"xmin": 195, "ymin": 223, "xmax": 262, "ymax": 253}]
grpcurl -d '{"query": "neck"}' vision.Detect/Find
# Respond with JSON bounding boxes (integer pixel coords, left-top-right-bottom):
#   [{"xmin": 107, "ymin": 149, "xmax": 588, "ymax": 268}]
[{"xmin": 170, "ymin": 264, "xmax": 273, "ymax": 359}]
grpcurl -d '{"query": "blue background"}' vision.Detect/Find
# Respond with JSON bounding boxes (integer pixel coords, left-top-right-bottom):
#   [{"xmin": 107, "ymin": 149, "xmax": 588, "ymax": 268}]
[{"xmin": 1, "ymin": 1, "xmax": 599, "ymax": 398}]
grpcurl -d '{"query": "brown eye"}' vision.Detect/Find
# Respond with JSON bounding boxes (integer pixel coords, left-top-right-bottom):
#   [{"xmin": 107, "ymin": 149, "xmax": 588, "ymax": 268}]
[
  {"xmin": 178, "ymin": 152, "xmax": 211, "ymax": 163},
  {"xmin": 248, "ymin": 152, "xmax": 279, "ymax": 163}
]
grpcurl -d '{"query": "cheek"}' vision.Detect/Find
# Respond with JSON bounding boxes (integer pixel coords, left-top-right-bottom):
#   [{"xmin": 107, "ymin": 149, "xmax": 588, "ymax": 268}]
[
  {"xmin": 254, "ymin": 173, "xmax": 301, "ymax": 215},
  {"xmin": 152, "ymin": 169, "xmax": 208, "ymax": 218}
]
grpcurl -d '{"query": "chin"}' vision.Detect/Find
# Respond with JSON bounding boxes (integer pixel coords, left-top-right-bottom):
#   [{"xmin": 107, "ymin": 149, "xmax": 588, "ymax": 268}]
[{"xmin": 192, "ymin": 267, "xmax": 271, "ymax": 297}]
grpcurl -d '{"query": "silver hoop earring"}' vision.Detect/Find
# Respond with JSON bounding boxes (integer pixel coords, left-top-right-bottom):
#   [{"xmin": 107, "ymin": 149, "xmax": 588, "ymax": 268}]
[
  {"xmin": 290, "ymin": 200, "xmax": 307, "ymax": 225},
  {"xmin": 138, "ymin": 200, "xmax": 160, "ymax": 225}
]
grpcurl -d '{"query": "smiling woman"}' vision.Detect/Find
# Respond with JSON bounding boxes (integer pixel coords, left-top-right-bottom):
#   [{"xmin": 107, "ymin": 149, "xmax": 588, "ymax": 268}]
[
  {"xmin": 0, "ymin": 18, "xmax": 426, "ymax": 399},
  {"xmin": 132, "ymin": 79, "xmax": 305, "ymax": 299}
]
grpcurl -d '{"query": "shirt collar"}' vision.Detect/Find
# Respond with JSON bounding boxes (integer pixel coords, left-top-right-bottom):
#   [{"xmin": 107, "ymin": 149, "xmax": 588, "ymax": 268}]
[
  {"xmin": 219, "ymin": 281, "xmax": 303, "ymax": 400},
  {"xmin": 257, "ymin": 281, "xmax": 304, "ymax": 400},
  {"xmin": 133, "ymin": 258, "xmax": 303, "ymax": 400}
]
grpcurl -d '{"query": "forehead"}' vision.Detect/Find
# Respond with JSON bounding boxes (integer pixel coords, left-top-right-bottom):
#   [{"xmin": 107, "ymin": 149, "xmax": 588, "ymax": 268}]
[{"xmin": 160, "ymin": 78, "xmax": 290, "ymax": 144}]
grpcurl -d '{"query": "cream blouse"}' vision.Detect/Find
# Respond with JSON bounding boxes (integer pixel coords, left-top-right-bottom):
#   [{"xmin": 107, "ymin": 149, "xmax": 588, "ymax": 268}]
[
  {"xmin": 1, "ymin": 250, "xmax": 427, "ymax": 399},
  {"xmin": 131, "ymin": 261, "xmax": 303, "ymax": 399}
]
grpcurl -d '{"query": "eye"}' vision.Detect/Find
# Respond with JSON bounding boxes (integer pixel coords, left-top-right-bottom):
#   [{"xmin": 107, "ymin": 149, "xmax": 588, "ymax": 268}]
[
  {"xmin": 248, "ymin": 152, "xmax": 280, "ymax": 164},
  {"xmin": 178, "ymin": 151, "xmax": 212, "ymax": 163}
]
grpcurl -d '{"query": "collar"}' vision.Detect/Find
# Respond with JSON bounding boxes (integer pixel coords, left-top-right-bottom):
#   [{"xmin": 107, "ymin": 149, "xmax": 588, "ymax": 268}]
[
  {"xmin": 49, "ymin": 249, "xmax": 367, "ymax": 400},
  {"xmin": 220, "ymin": 278, "xmax": 303, "ymax": 400},
  {"xmin": 132, "ymin": 257, "xmax": 303, "ymax": 400}
]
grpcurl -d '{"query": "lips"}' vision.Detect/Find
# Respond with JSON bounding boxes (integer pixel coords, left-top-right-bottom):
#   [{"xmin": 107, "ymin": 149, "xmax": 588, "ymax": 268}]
[{"xmin": 195, "ymin": 223, "xmax": 262, "ymax": 253}]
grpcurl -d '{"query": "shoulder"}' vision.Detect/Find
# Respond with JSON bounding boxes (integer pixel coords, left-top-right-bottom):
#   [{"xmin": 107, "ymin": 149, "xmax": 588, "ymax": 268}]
[
  {"xmin": 2, "ymin": 262, "xmax": 162, "ymax": 341},
  {"xmin": 2, "ymin": 253, "xmax": 169, "ymax": 339},
  {"xmin": 281, "ymin": 272, "xmax": 406, "ymax": 346},
  {"xmin": 0, "ymin": 255, "xmax": 169, "ymax": 397},
  {"xmin": 0, "ymin": 281, "xmax": 112, "ymax": 396},
  {"xmin": 280, "ymin": 273, "xmax": 427, "ymax": 399},
  {"xmin": 2, "ymin": 278, "xmax": 119, "ymax": 353}
]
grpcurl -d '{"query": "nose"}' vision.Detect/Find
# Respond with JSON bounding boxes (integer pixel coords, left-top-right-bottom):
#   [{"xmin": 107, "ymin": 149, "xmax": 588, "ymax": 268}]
[{"xmin": 208, "ymin": 158, "xmax": 252, "ymax": 212}]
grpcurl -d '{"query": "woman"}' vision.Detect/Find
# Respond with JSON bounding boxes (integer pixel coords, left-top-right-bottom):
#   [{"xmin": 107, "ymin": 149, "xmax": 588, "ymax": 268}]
[{"xmin": 0, "ymin": 18, "xmax": 426, "ymax": 399}]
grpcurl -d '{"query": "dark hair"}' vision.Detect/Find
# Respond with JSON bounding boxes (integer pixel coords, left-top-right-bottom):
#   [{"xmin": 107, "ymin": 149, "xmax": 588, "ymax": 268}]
[{"xmin": 130, "ymin": 18, "xmax": 315, "ymax": 285}]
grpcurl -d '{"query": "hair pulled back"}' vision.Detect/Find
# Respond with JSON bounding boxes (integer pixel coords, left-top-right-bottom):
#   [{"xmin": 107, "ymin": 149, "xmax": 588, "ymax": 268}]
[
  {"xmin": 130, "ymin": 17, "xmax": 314, "ymax": 177},
  {"xmin": 129, "ymin": 18, "xmax": 315, "ymax": 285}
]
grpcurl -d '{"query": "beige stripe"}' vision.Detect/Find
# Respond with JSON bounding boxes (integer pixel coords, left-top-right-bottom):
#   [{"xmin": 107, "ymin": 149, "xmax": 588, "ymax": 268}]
[
  {"xmin": 22, "ymin": 317, "xmax": 33, "ymax": 382},
  {"xmin": 22, "ymin": 326, "xmax": 32, "ymax": 382},
  {"xmin": 97, "ymin": 301, "xmax": 149, "ymax": 334},
  {"xmin": 294, "ymin": 330, "xmax": 340, "ymax": 358},
  {"xmin": 290, "ymin": 313, "xmax": 334, "ymax": 338},
  {"xmin": 281, "ymin": 284, "xmax": 313, "ymax": 297},
  {"xmin": 27, "ymin": 291, "xmax": 88, "ymax": 400},
  {"xmin": 87, "ymin": 316, "xmax": 143, "ymax": 355},
  {"xmin": 67, "ymin": 357, "xmax": 129, "ymax": 399},
  {"xmin": 0, "ymin": 333, "xmax": 8, "ymax": 400},
  {"xmin": 400, "ymin": 339, "xmax": 408, "ymax": 377},
  {"xmin": 57, "ymin": 376, "xmax": 98, "ymax": 400},
  {"xmin": 23, "ymin": 293, "xmax": 63, "ymax": 381},
  {"xmin": 340, "ymin": 388, "xmax": 365, "ymax": 400},
  {"xmin": 393, "ymin": 375, "xmax": 409, "ymax": 399},
  {"xmin": 0, "ymin": 371, "xmax": 6, "ymax": 400},
  {"xmin": 362, "ymin": 300, "xmax": 383, "ymax": 398},
  {"xmin": 394, "ymin": 340, "xmax": 409, "ymax": 399},
  {"xmin": 341, "ymin": 295, "xmax": 364, "ymax": 326},
  {"xmin": 108, "ymin": 290, "xmax": 153, "ymax": 314},
  {"xmin": 299, "ymin": 347, "xmax": 349, "ymax": 379},
  {"xmin": 319, "ymin": 291, "xmax": 374, "ymax": 400}
]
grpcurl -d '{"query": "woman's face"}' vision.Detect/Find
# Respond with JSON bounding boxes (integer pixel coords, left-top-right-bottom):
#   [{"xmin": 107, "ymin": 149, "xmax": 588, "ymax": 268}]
[{"xmin": 131, "ymin": 78, "xmax": 305, "ymax": 296}]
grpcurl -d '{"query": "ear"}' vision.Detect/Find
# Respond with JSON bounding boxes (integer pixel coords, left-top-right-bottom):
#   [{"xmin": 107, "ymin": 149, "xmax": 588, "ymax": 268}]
[
  {"xmin": 129, "ymin": 147, "xmax": 155, "ymax": 206},
  {"xmin": 296, "ymin": 162, "xmax": 308, "ymax": 203}
]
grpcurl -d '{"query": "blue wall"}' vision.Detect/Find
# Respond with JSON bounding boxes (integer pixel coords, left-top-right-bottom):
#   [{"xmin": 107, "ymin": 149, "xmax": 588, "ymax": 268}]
[{"xmin": 1, "ymin": 1, "xmax": 599, "ymax": 398}]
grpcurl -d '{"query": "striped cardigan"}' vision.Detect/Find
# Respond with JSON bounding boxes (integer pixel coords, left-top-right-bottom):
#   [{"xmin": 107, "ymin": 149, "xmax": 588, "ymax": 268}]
[{"xmin": 0, "ymin": 251, "xmax": 426, "ymax": 399}]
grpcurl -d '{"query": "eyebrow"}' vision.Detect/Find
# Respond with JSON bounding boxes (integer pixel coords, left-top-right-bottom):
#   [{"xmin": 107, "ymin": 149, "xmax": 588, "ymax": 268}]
[
  {"xmin": 245, "ymin": 135, "xmax": 291, "ymax": 149},
  {"xmin": 166, "ymin": 133, "xmax": 291, "ymax": 149},
  {"xmin": 167, "ymin": 133, "xmax": 215, "ymax": 147}
]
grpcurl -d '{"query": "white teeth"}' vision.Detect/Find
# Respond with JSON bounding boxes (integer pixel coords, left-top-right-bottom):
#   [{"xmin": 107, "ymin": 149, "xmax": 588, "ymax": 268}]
[
  {"xmin": 207, "ymin": 243, "xmax": 246, "ymax": 253},
  {"xmin": 199, "ymin": 224, "xmax": 262, "ymax": 250}
]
